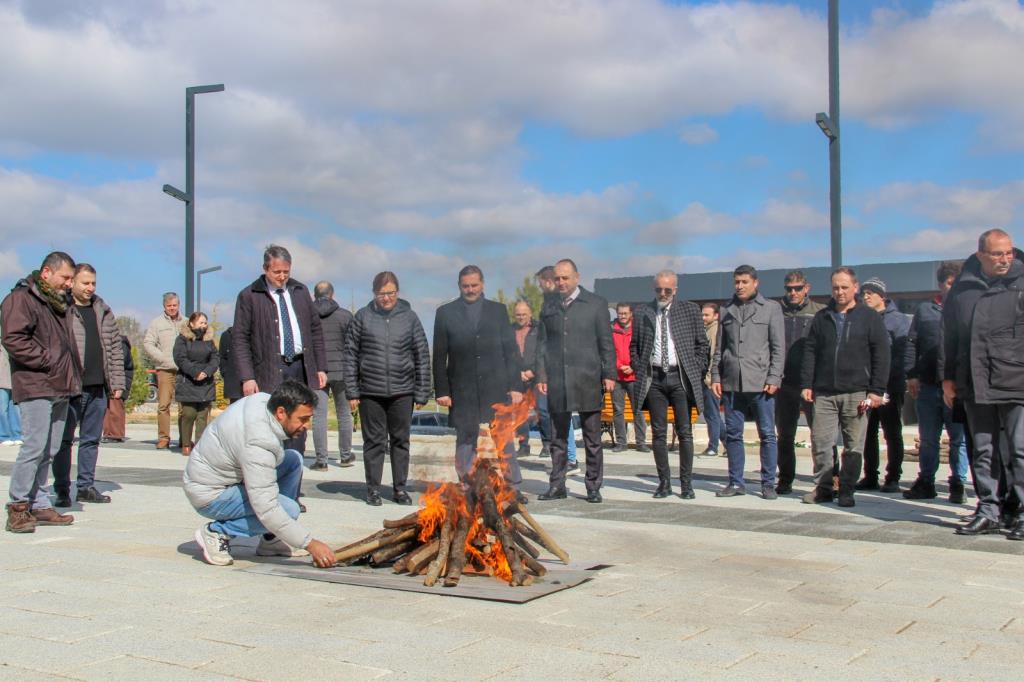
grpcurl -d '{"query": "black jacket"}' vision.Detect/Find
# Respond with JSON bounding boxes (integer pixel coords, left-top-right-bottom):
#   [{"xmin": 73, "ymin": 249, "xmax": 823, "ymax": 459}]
[
  {"xmin": 536, "ymin": 287, "xmax": 616, "ymax": 413},
  {"xmin": 781, "ymin": 298, "xmax": 825, "ymax": 387},
  {"xmin": 232, "ymin": 276, "xmax": 326, "ymax": 392},
  {"xmin": 944, "ymin": 249, "xmax": 1024, "ymax": 404},
  {"xmin": 878, "ymin": 300, "xmax": 913, "ymax": 394},
  {"xmin": 800, "ymin": 301, "xmax": 890, "ymax": 396},
  {"xmin": 630, "ymin": 299, "xmax": 709, "ymax": 413},
  {"xmin": 907, "ymin": 297, "xmax": 943, "ymax": 385},
  {"xmin": 514, "ymin": 321, "xmax": 540, "ymax": 385},
  {"xmin": 121, "ymin": 335, "xmax": 135, "ymax": 396},
  {"xmin": 173, "ymin": 326, "xmax": 219, "ymax": 403},
  {"xmin": 433, "ymin": 297, "xmax": 522, "ymax": 431},
  {"xmin": 343, "ymin": 298, "xmax": 431, "ymax": 403},
  {"xmin": 218, "ymin": 327, "xmax": 242, "ymax": 401},
  {"xmin": 314, "ymin": 298, "xmax": 354, "ymax": 382}
]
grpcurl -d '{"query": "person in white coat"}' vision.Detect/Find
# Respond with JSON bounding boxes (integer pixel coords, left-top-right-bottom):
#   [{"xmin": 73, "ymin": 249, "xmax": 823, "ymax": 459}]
[{"xmin": 183, "ymin": 380, "xmax": 336, "ymax": 568}]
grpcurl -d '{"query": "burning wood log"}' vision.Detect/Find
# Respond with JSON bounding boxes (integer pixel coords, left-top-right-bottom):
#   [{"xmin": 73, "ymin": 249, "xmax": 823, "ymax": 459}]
[{"xmin": 330, "ymin": 395, "xmax": 573, "ymax": 587}]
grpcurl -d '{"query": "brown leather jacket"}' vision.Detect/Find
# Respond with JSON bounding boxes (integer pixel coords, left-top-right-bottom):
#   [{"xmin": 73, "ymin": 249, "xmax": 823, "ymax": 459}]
[{"xmin": 0, "ymin": 275, "xmax": 83, "ymax": 402}]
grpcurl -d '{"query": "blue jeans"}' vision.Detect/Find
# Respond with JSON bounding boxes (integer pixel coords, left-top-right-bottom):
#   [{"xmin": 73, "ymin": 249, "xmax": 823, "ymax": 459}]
[
  {"xmin": 52, "ymin": 385, "xmax": 108, "ymax": 493},
  {"xmin": 0, "ymin": 388, "xmax": 22, "ymax": 441},
  {"xmin": 916, "ymin": 383, "xmax": 968, "ymax": 484},
  {"xmin": 566, "ymin": 413, "xmax": 577, "ymax": 464},
  {"xmin": 723, "ymin": 391, "xmax": 778, "ymax": 488},
  {"xmin": 702, "ymin": 384, "xmax": 724, "ymax": 452},
  {"xmin": 197, "ymin": 449, "xmax": 303, "ymax": 538}
]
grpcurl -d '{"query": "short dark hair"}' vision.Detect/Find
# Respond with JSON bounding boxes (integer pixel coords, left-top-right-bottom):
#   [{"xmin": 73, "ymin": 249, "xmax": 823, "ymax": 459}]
[
  {"xmin": 978, "ymin": 228, "xmax": 1011, "ymax": 252},
  {"xmin": 75, "ymin": 263, "xmax": 96, "ymax": 276},
  {"xmin": 267, "ymin": 380, "xmax": 317, "ymax": 415},
  {"xmin": 936, "ymin": 260, "xmax": 962, "ymax": 285},
  {"xmin": 263, "ymin": 244, "xmax": 292, "ymax": 268},
  {"xmin": 187, "ymin": 311, "xmax": 207, "ymax": 326},
  {"xmin": 783, "ymin": 270, "xmax": 806, "ymax": 284},
  {"xmin": 314, "ymin": 281, "xmax": 334, "ymax": 299},
  {"xmin": 615, "ymin": 302, "xmax": 632, "ymax": 311},
  {"xmin": 458, "ymin": 265, "xmax": 484, "ymax": 281},
  {"xmin": 535, "ymin": 265, "xmax": 556, "ymax": 281},
  {"xmin": 372, "ymin": 271, "xmax": 399, "ymax": 293},
  {"xmin": 556, "ymin": 258, "xmax": 579, "ymax": 274},
  {"xmin": 831, "ymin": 266, "xmax": 857, "ymax": 283},
  {"xmin": 702, "ymin": 301, "xmax": 720, "ymax": 314},
  {"xmin": 41, "ymin": 251, "xmax": 75, "ymax": 272},
  {"xmin": 733, "ymin": 264, "xmax": 757, "ymax": 280}
]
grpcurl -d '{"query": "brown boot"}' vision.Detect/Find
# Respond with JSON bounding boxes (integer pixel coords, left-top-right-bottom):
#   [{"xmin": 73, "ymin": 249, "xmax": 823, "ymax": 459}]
[
  {"xmin": 6, "ymin": 502, "xmax": 36, "ymax": 533},
  {"xmin": 31, "ymin": 507, "xmax": 74, "ymax": 526}
]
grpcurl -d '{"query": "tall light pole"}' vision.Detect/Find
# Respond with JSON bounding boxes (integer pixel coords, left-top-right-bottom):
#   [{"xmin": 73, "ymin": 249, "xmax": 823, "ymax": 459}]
[
  {"xmin": 815, "ymin": 0, "xmax": 841, "ymax": 268},
  {"xmin": 196, "ymin": 265, "xmax": 222, "ymax": 314},
  {"xmin": 163, "ymin": 83, "xmax": 225, "ymax": 315}
]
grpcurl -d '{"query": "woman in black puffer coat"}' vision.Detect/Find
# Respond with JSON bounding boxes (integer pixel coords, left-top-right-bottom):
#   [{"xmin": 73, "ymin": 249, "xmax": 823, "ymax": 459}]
[
  {"xmin": 173, "ymin": 312, "xmax": 219, "ymax": 456},
  {"xmin": 343, "ymin": 272, "xmax": 430, "ymax": 506}
]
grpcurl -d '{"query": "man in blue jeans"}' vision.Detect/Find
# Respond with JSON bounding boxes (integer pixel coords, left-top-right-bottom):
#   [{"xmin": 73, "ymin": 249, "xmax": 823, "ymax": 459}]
[
  {"xmin": 183, "ymin": 381, "xmax": 337, "ymax": 568},
  {"xmin": 711, "ymin": 265, "xmax": 785, "ymax": 499}
]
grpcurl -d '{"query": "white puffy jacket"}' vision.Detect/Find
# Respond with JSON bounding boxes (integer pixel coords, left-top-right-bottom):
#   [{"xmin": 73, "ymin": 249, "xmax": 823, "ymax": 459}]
[{"xmin": 183, "ymin": 393, "xmax": 312, "ymax": 549}]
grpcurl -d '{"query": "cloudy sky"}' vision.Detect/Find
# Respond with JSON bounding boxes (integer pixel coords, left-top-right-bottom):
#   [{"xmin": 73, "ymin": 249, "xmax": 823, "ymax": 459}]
[{"xmin": 2, "ymin": 0, "xmax": 1022, "ymax": 330}]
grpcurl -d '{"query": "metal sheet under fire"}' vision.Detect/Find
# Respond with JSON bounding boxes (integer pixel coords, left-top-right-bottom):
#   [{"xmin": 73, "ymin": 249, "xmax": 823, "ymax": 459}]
[{"xmin": 241, "ymin": 560, "xmax": 607, "ymax": 603}]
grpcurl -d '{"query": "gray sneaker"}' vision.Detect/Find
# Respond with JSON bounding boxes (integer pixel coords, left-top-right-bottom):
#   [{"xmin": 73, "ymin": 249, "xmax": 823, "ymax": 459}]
[{"xmin": 194, "ymin": 524, "xmax": 233, "ymax": 566}]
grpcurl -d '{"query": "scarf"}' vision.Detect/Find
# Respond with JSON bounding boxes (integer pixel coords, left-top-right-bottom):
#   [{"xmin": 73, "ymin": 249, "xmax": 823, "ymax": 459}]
[{"xmin": 31, "ymin": 270, "xmax": 69, "ymax": 315}]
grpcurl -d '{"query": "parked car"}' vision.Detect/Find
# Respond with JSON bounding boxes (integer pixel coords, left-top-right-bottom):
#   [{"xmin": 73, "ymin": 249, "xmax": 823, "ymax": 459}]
[{"xmin": 409, "ymin": 411, "xmax": 457, "ymax": 436}]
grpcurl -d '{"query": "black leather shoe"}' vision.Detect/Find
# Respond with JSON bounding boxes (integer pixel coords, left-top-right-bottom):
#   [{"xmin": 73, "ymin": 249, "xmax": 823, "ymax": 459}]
[
  {"xmin": 652, "ymin": 481, "xmax": 671, "ymax": 499},
  {"xmin": 338, "ymin": 453, "xmax": 356, "ymax": 468},
  {"xmin": 393, "ymin": 491, "xmax": 412, "ymax": 505},
  {"xmin": 54, "ymin": 492, "xmax": 72, "ymax": 508},
  {"xmin": 538, "ymin": 487, "xmax": 566, "ymax": 501},
  {"xmin": 1007, "ymin": 519, "xmax": 1024, "ymax": 541},
  {"xmin": 775, "ymin": 483, "xmax": 793, "ymax": 495},
  {"xmin": 879, "ymin": 479, "xmax": 901, "ymax": 493},
  {"xmin": 679, "ymin": 487, "xmax": 695, "ymax": 500},
  {"xmin": 902, "ymin": 478, "xmax": 937, "ymax": 500},
  {"xmin": 77, "ymin": 487, "xmax": 111, "ymax": 503},
  {"xmin": 612, "ymin": 444, "xmax": 627, "ymax": 453},
  {"xmin": 567, "ymin": 461, "xmax": 580, "ymax": 472},
  {"xmin": 586, "ymin": 490, "xmax": 602, "ymax": 503},
  {"xmin": 636, "ymin": 444, "xmax": 651, "ymax": 453},
  {"xmin": 298, "ymin": 501, "xmax": 307, "ymax": 513},
  {"xmin": 955, "ymin": 516, "xmax": 1000, "ymax": 535},
  {"xmin": 855, "ymin": 477, "xmax": 880, "ymax": 491},
  {"xmin": 309, "ymin": 462, "xmax": 328, "ymax": 472},
  {"xmin": 366, "ymin": 489, "xmax": 382, "ymax": 506},
  {"xmin": 948, "ymin": 480, "xmax": 966, "ymax": 504},
  {"xmin": 716, "ymin": 485, "xmax": 745, "ymax": 498}
]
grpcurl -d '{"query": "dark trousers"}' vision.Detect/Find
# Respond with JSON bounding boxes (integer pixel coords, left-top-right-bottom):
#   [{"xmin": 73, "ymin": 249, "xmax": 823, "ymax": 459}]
[
  {"xmin": 965, "ymin": 401, "xmax": 1024, "ymax": 522},
  {"xmin": 360, "ymin": 394, "xmax": 412, "ymax": 493},
  {"xmin": 550, "ymin": 409, "xmax": 602, "ymax": 492},
  {"xmin": 776, "ymin": 384, "xmax": 814, "ymax": 489},
  {"xmin": 280, "ymin": 356, "xmax": 308, "ymax": 453},
  {"xmin": 455, "ymin": 423, "xmax": 522, "ymax": 486},
  {"xmin": 611, "ymin": 379, "xmax": 647, "ymax": 446},
  {"xmin": 862, "ymin": 391, "xmax": 905, "ymax": 483},
  {"xmin": 52, "ymin": 385, "xmax": 107, "ymax": 494},
  {"xmin": 516, "ymin": 385, "xmax": 551, "ymax": 453},
  {"xmin": 646, "ymin": 368, "xmax": 694, "ymax": 486}
]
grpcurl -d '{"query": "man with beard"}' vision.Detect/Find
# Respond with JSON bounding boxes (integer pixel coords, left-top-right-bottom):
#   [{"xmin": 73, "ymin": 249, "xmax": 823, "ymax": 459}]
[{"xmin": 184, "ymin": 381, "xmax": 337, "ymax": 567}]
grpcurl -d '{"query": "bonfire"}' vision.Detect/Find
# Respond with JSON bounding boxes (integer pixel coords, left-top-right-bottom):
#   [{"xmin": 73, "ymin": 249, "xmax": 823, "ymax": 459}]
[{"xmin": 332, "ymin": 393, "xmax": 570, "ymax": 587}]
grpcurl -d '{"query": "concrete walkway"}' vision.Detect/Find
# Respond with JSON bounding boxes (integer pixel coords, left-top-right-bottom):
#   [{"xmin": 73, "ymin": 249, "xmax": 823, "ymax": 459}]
[{"xmin": 1, "ymin": 425, "xmax": 1021, "ymax": 680}]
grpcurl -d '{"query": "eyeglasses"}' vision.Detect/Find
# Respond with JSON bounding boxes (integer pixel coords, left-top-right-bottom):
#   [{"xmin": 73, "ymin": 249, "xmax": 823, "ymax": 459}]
[
  {"xmin": 654, "ymin": 287, "xmax": 675, "ymax": 295},
  {"xmin": 784, "ymin": 285, "xmax": 807, "ymax": 292},
  {"xmin": 375, "ymin": 290, "xmax": 399, "ymax": 299},
  {"xmin": 984, "ymin": 250, "xmax": 1014, "ymax": 259}
]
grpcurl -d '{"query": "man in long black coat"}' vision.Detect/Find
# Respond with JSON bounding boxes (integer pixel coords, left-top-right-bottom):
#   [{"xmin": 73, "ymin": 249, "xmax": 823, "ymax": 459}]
[
  {"xmin": 536, "ymin": 259, "xmax": 616, "ymax": 503},
  {"xmin": 433, "ymin": 266, "xmax": 524, "ymax": 486},
  {"xmin": 232, "ymin": 245, "xmax": 326, "ymax": 452}
]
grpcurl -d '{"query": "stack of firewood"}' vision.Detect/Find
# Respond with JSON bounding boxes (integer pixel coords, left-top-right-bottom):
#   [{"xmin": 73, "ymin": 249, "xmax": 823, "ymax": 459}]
[{"xmin": 333, "ymin": 421, "xmax": 569, "ymax": 587}]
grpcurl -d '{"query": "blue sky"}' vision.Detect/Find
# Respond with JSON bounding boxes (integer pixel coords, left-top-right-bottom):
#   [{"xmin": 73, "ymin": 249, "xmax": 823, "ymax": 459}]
[{"xmin": 1, "ymin": 0, "xmax": 1022, "ymax": 331}]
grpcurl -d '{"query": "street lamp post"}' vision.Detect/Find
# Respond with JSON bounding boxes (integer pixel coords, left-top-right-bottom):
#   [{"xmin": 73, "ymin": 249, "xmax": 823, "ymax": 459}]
[
  {"xmin": 162, "ymin": 83, "xmax": 225, "ymax": 315},
  {"xmin": 815, "ymin": 0, "xmax": 841, "ymax": 268},
  {"xmin": 196, "ymin": 265, "xmax": 222, "ymax": 314}
]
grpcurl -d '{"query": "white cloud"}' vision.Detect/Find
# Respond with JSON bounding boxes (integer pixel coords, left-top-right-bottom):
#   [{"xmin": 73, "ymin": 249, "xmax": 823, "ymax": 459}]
[
  {"xmin": 679, "ymin": 123, "xmax": 718, "ymax": 145},
  {"xmin": 864, "ymin": 180, "xmax": 1024, "ymax": 228},
  {"xmin": 751, "ymin": 199, "xmax": 829, "ymax": 234},
  {"xmin": 887, "ymin": 228, "xmax": 981, "ymax": 257},
  {"xmin": 637, "ymin": 202, "xmax": 741, "ymax": 245},
  {"xmin": 0, "ymin": 249, "xmax": 25, "ymax": 280}
]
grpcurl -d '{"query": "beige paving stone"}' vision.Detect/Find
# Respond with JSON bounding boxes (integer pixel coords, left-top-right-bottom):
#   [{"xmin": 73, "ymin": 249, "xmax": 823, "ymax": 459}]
[{"xmin": 198, "ymin": 649, "xmax": 391, "ymax": 681}]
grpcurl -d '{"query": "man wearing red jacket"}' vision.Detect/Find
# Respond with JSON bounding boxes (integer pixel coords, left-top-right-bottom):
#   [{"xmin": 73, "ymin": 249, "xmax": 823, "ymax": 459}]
[{"xmin": 610, "ymin": 303, "xmax": 648, "ymax": 452}]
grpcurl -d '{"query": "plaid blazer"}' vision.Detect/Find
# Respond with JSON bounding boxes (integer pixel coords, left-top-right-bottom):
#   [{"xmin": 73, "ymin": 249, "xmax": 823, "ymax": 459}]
[{"xmin": 629, "ymin": 299, "xmax": 710, "ymax": 413}]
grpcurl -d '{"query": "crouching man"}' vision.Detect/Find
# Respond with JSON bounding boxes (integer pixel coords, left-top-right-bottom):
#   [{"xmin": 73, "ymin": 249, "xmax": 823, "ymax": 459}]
[{"xmin": 183, "ymin": 380, "xmax": 337, "ymax": 568}]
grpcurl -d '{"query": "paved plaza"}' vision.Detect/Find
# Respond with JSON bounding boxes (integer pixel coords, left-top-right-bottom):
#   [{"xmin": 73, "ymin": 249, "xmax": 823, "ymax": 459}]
[{"xmin": 2, "ymin": 425, "xmax": 1023, "ymax": 681}]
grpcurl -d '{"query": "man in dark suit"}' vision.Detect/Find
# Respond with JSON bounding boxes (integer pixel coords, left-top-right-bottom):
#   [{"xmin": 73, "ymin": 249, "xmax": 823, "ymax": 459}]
[
  {"xmin": 536, "ymin": 259, "xmax": 616, "ymax": 503},
  {"xmin": 232, "ymin": 244, "xmax": 327, "ymax": 453},
  {"xmin": 630, "ymin": 270, "xmax": 709, "ymax": 499},
  {"xmin": 433, "ymin": 266, "xmax": 524, "ymax": 487}
]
